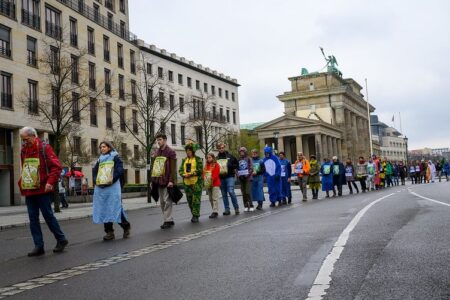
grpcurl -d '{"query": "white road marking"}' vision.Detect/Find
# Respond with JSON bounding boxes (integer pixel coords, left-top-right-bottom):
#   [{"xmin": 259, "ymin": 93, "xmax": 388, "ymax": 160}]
[
  {"xmin": 409, "ymin": 190, "xmax": 450, "ymax": 207},
  {"xmin": 0, "ymin": 203, "xmax": 299, "ymax": 298},
  {"xmin": 306, "ymin": 193, "xmax": 395, "ymax": 300}
]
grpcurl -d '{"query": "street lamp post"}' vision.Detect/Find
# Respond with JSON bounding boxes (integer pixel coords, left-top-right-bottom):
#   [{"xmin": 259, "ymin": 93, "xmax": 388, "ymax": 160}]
[{"xmin": 404, "ymin": 136, "xmax": 409, "ymax": 165}]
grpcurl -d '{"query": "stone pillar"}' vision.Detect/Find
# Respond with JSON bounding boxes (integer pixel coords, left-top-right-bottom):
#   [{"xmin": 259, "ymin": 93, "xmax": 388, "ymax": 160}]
[
  {"xmin": 259, "ymin": 138, "xmax": 266, "ymax": 156},
  {"xmin": 337, "ymin": 138, "xmax": 342, "ymax": 160},
  {"xmin": 295, "ymin": 135, "xmax": 303, "ymax": 154},
  {"xmin": 12, "ymin": 129, "xmax": 23, "ymax": 205},
  {"xmin": 315, "ymin": 134, "xmax": 322, "ymax": 161},
  {"xmin": 321, "ymin": 135, "xmax": 328, "ymax": 159},
  {"xmin": 327, "ymin": 136, "xmax": 333, "ymax": 159},
  {"xmin": 303, "ymin": 135, "xmax": 310, "ymax": 158},
  {"xmin": 277, "ymin": 137, "xmax": 284, "ymax": 154},
  {"xmin": 332, "ymin": 137, "xmax": 338, "ymax": 157}
]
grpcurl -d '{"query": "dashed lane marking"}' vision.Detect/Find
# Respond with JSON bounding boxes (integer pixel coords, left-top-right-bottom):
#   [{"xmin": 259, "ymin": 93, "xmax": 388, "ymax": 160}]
[
  {"xmin": 0, "ymin": 203, "xmax": 299, "ymax": 298},
  {"xmin": 306, "ymin": 193, "xmax": 395, "ymax": 300}
]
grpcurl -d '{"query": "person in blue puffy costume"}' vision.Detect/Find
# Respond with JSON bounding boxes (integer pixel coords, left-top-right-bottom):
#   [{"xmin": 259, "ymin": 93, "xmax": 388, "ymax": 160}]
[{"xmin": 263, "ymin": 146, "xmax": 282, "ymax": 207}]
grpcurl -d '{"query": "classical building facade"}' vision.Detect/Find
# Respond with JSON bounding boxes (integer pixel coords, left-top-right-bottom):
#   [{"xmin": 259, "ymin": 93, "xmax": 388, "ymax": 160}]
[
  {"xmin": 371, "ymin": 115, "xmax": 407, "ymax": 162},
  {"xmin": 0, "ymin": 0, "xmax": 239, "ymax": 206},
  {"xmin": 256, "ymin": 72, "xmax": 374, "ymax": 163}
]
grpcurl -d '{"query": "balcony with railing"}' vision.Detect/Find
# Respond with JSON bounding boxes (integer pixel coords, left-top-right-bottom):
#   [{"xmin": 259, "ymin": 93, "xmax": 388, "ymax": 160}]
[
  {"xmin": 0, "ymin": 45, "xmax": 11, "ymax": 58},
  {"xmin": 28, "ymin": 99, "xmax": 38, "ymax": 114},
  {"xmin": 45, "ymin": 21, "xmax": 62, "ymax": 40},
  {"xmin": 0, "ymin": 0, "xmax": 15, "ymax": 19},
  {"xmin": 56, "ymin": 0, "xmax": 138, "ymax": 44},
  {"xmin": 89, "ymin": 78, "xmax": 96, "ymax": 90},
  {"xmin": 188, "ymin": 111, "xmax": 227, "ymax": 123},
  {"xmin": 1, "ymin": 93, "xmax": 12, "ymax": 109},
  {"xmin": 27, "ymin": 51, "xmax": 37, "ymax": 66},
  {"xmin": 21, "ymin": 9, "xmax": 40, "ymax": 29},
  {"xmin": 70, "ymin": 33, "xmax": 78, "ymax": 47},
  {"xmin": 0, "ymin": 146, "xmax": 13, "ymax": 165}
]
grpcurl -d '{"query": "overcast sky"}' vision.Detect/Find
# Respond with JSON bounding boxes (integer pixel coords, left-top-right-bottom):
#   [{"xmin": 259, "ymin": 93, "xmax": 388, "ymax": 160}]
[{"xmin": 129, "ymin": 0, "xmax": 450, "ymax": 150}]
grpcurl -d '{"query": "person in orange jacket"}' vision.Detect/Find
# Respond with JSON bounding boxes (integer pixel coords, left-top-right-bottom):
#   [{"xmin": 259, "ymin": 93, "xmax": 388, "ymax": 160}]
[{"xmin": 293, "ymin": 152, "xmax": 310, "ymax": 201}]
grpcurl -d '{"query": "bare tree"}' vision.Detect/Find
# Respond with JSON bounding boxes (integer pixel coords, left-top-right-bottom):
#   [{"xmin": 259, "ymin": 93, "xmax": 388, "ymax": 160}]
[
  {"xmin": 114, "ymin": 53, "xmax": 188, "ymax": 202},
  {"xmin": 59, "ymin": 125, "xmax": 94, "ymax": 169},
  {"xmin": 20, "ymin": 28, "xmax": 106, "ymax": 157},
  {"xmin": 186, "ymin": 91, "xmax": 237, "ymax": 158},
  {"xmin": 18, "ymin": 27, "xmax": 106, "ymax": 212}
]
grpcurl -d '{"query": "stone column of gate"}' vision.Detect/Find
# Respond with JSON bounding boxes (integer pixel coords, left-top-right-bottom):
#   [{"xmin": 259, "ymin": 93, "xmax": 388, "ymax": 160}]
[
  {"xmin": 277, "ymin": 137, "xmax": 284, "ymax": 154},
  {"xmin": 351, "ymin": 112, "xmax": 358, "ymax": 162},
  {"xmin": 295, "ymin": 135, "xmax": 303, "ymax": 155},
  {"xmin": 321, "ymin": 135, "xmax": 328, "ymax": 159},
  {"xmin": 327, "ymin": 136, "xmax": 333, "ymax": 159},
  {"xmin": 337, "ymin": 138, "xmax": 343, "ymax": 159},
  {"xmin": 315, "ymin": 134, "xmax": 323, "ymax": 161},
  {"xmin": 259, "ymin": 139, "xmax": 266, "ymax": 155},
  {"xmin": 332, "ymin": 137, "xmax": 338, "ymax": 158}
]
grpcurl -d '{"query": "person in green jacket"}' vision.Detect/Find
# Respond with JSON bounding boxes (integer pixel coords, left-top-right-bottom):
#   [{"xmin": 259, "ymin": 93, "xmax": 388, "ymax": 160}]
[
  {"xmin": 179, "ymin": 143, "xmax": 203, "ymax": 223},
  {"xmin": 385, "ymin": 160, "xmax": 393, "ymax": 187},
  {"xmin": 308, "ymin": 155, "xmax": 321, "ymax": 199}
]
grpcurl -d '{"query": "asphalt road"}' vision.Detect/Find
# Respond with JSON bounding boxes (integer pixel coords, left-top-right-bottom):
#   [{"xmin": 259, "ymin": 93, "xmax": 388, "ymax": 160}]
[{"xmin": 1, "ymin": 181, "xmax": 449, "ymax": 300}]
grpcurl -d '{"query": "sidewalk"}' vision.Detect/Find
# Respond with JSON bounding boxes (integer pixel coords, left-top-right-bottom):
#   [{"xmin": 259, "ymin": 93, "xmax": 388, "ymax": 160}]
[{"xmin": 0, "ymin": 188, "xmax": 257, "ymax": 231}]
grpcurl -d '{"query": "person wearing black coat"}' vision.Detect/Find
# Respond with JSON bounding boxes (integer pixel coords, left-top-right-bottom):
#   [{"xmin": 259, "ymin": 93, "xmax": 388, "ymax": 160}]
[{"xmin": 332, "ymin": 156, "xmax": 346, "ymax": 197}]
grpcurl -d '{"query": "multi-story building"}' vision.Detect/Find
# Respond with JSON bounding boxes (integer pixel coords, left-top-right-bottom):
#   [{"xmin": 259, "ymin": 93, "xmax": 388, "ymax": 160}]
[
  {"xmin": 135, "ymin": 41, "xmax": 240, "ymax": 162},
  {"xmin": 0, "ymin": 0, "xmax": 240, "ymax": 206},
  {"xmin": 370, "ymin": 115, "xmax": 407, "ymax": 162}
]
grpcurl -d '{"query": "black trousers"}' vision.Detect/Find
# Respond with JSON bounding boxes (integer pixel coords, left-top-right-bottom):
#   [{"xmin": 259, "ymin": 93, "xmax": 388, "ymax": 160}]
[
  {"xmin": 104, "ymin": 211, "xmax": 130, "ymax": 233},
  {"xmin": 359, "ymin": 177, "xmax": 367, "ymax": 191}
]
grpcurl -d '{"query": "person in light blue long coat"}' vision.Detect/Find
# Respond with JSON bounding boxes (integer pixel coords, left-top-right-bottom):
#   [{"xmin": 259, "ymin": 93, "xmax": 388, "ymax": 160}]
[
  {"xmin": 251, "ymin": 149, "xmax": 265, "ymax": 210},
  {"xmin": 321, "ymin": 158, "xmax": 334, "ymax": 197},
  {"xmin": 93, "ymin": 141, "xmax": 130, "ymax": 241},
  {"xmin": 279, "ymin": 152, "xmax": 292, "ymax": 204},
  {"xmin": 263, "ymin": 146, "xmax": 282, "ymax": 207}
]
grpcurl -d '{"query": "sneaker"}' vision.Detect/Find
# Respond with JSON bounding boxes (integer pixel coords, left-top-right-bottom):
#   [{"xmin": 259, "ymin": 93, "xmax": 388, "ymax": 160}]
[
  {"xmin": 249, "ymin": 207, "xmax": 255, "ymax": 212},
  {"xmin": 123, "ymin": 227, "xmax": 131, "ymax": 239},
  {"xmin": 103, "ymin": 232, "xmax": 115, "ymax": 241},
  {"xmin": 28, "ymin": 247, "xmax": 45, "ymax": 257},
  {"xmin": 191, "ymin": 216, "xmax": 199, "ymax": 223},
  {"xmin": 244, "ymin": 207, "xmax": 250, "ymax": 212},
  {"xmin": 53, "ymin": 240, "xmax": 68, "ymax": 253},
  {"xmin": 223, "ymin": 210, "xmax": 231, "ymax": 216},
  {"xmin": 256, "ymin": 203, "xmax": 263, "ymax": 210},
  {"xmin": 160, "ymin": 222, "xmax": 174, "ymax": 229},
  {"xmin": 209, "ymin": 212, "xmax": 218, "ymax": 219},
  {"xmin": 235, "ymin": 209, "xmax": 240, "ymax": 215}
]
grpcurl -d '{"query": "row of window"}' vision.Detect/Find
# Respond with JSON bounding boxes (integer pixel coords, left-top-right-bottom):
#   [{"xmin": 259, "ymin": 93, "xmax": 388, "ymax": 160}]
[
  {"xmin": 388, "ymin": 141, "xmax": 405, "ymax": 148},
  {"xmin": 147, "ymin": 63, "xmax": 236, "ymax": 101}
]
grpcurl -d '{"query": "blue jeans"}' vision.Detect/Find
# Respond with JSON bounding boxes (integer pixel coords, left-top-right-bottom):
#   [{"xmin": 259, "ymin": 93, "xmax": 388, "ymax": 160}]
[
  {"xmin": 220, "ymin": 176, "xmax": 239, "ymax": 211},
  {"xmin": 26, "ymin": 194, "xmax": 66, "ymax": 248}
]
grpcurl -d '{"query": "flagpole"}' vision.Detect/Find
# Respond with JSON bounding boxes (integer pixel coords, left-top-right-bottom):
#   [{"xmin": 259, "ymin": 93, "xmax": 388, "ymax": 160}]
[
  {"xmin": 399, "ymin": 112, "xmax": 403, "ymax": 136},
  {"xmin": 365, "ymin": 78, "xmax": 373, "ymax": 156}
]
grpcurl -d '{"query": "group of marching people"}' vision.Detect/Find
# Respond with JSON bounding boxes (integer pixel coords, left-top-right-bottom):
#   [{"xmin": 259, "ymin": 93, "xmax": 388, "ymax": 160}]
[{"xmin": 408, "ymin": 159, "xmax": 449, "ymax": 184}]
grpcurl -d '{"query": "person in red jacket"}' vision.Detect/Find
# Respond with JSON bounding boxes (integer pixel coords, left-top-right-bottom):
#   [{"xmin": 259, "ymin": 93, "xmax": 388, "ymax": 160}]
[
  {"xmin": 18, "ymin": 127, "xmax": 68, "ymax": 257},
  {"xmin": 203, "ymin": 153, "xmax": 221, "ymax": 218}
]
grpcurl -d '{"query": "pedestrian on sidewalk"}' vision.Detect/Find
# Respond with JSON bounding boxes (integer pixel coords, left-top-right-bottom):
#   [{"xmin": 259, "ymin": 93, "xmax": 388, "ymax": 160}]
[
  {"xmin": 217, "ymin": 143, "xmax": 240, "ymax": 215},
  {"xmin": 356, "ymin": 157, "xmax": 368, "ymax": 192},
  {"xmin": 308, "ymin": 155, "xmax": 321, "ymax": 199},
  {"xmin": 92, "ymin": 141, "xmax": 130, "ymax": 241},
  {"xmin": 18, "ymin": 126, "xmax": 68, "ymax": 257},
  {"xmin": 294, "ymin": 152, "xmax": 310, "ymax": 201},
  {"xmin": 237, "ymin": 147, "xmax": 254, "ymax": 211},
  {"xmin": 203, "ymin": 153, "xmax": 221, "ymax": 219},
  {"xmin": 345, "ymin": 159, "xmax": 359, "ymax": 194},
  {"xmin": 427, "ymin": 160, "xmax": 436, "ymax": 183},
  {"xmin": 179, "ymin": 143, "xmax": 203, "ymax": 223},
  {"xmin": 367, "ymin": 158, "xmax": 376, "ymax": 191},
  {"xmin": 372, "ymin": 155, "xmax": 381, "ymax": 190},
  {"xmin": 332, "ymin": 156, "xmax": 346, "ymax": 197},
  {"xmin": 263, "ymin": 146, "xmax": 282, "ymax": 207},
  {"xmin": 321, "ymin": 158, "xmax": 334, "ymax": 198},
  {"xmin": 58, "ymin": 177, "xmax": 69, "ymax": 208},
  {"xmin": 151, "ymin": 133, "xmax": 177, "ymax": 229},
  {"xmin": 251, "ymin": 149, "xmax": 265, "ymax": 210},
  {"xmin": 278, "ymin": 152, "xmax": 292, "ymax": 204}
]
